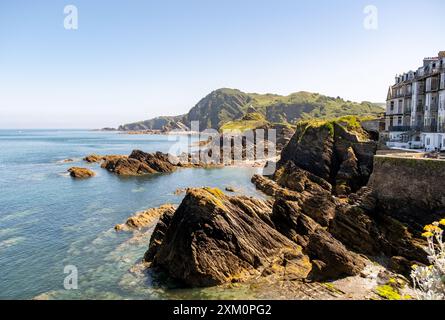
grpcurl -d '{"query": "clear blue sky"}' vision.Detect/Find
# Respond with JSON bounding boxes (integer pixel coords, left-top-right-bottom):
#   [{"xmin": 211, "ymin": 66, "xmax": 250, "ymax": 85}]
[{"xmin": 0, "ymin": 0, "xmax": 444, "ymax": 128}]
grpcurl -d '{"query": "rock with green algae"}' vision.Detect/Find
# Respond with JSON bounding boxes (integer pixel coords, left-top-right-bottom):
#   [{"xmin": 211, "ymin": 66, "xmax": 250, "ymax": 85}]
[
  {"xmin": 278, "ymin": 117, "xmax": 377, "ymax": 195},
  {"xmin": 145, "ymin": 187, "xmax": 312, "ymax": 287}
]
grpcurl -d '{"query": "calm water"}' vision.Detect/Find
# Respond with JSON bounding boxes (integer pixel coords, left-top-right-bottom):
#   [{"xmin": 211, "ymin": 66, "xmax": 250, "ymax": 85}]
[{"xmin": 0, "ymin": 130, "xmax": 265, "ymax": 299}]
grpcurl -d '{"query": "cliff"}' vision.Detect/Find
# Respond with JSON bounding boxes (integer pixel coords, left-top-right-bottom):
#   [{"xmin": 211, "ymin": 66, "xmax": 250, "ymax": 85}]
[
  {"xmin": 118, "ymin": 89, "xmax": 384, "ymax": 132},
  {"xmin": 278, "ymin": 116, "xmax": 378, "ymax": 195}
]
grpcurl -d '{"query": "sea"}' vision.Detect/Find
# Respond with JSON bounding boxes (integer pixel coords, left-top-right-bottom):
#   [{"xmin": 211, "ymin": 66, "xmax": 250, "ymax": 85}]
[{"xmin": 0, "ymin": 129, "xmax": 266, "ymax": 299}]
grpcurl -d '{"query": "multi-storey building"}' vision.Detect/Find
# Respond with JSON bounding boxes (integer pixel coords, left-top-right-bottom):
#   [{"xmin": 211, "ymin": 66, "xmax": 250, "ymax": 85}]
[{"xmin": 385, "ymin": 51, "xmax": 445, "ymax": 151}]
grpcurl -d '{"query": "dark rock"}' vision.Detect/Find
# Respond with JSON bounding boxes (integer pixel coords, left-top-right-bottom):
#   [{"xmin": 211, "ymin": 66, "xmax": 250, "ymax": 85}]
[
  {"xmin": 100, "ymin": 150, "xmax": 177, "ymax": 176},
  {"xmin": 271, "ymin": 198, "xmax": 366, "ymax": 281},
  {"xmin": 101, "ymin": 156, "xmax": 157, "ymax": 176},
  {"xmin": 329, "ymin": 189, "xmax": 428, "ymax": 271},
  {"xmin": 279, "ymin": 122, "xmax": 334, "ymax": 181},
  {"xmin": 277, "ymin": 119, "xmax": 377, "ymax": 195},
  {"xmin": 144, "ymin": 208, "xmax": 176, "ymax": 262},
  {"xmin": 129, "ymin": 150, "xmax": 176, "ymax": 173},
  {"xmin": 145, "ymin": 188, "xmax": 311, "ymax": 287},
  {"xmin": 305, "ymin": 228, "xmax": 366, "ymax": 281}
]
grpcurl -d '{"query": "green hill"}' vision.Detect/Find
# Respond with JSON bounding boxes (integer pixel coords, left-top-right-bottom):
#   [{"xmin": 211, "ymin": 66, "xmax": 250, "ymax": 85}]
[{"xmin": 118, "ymin": 88, "xmax": 384, "ymax": 132}]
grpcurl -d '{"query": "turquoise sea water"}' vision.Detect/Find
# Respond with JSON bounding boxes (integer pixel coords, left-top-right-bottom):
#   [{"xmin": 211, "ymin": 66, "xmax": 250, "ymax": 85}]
[{"xmin": 0, "ymin": 130, "xmax": 265, "ymax": 299}]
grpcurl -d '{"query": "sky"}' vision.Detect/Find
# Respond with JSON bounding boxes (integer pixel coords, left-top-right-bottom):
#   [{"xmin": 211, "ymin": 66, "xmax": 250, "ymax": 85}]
[{"xmin": 0, "ymin": 0, "xmax": 444, "ymax": 129}]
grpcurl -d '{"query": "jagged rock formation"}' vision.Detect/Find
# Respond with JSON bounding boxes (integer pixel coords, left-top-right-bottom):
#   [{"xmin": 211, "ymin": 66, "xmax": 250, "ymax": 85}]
[
  {"xmin": 83, "ymin": 154, "xmax": 126, "ymax": 164},
  {"xmin": 115, "ymin": 204, "xmax": 176, "ymax": 231},
  {"xmin": 145, "ymin": 188, "xmax": 312, "ymax": 286},
  {"xmin": 101, "ymin": 150, "xmax": 177, "ymax": 176},
  {"xmin": 67, "ymin": 167, "xmax": 95, "ymax": 178},
  {"xmin": 278, "ymin": 118, "xmax": 378, "ymax": 195}
]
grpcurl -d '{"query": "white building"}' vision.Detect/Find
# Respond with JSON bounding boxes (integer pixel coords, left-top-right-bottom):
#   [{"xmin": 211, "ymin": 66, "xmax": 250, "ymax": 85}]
[{"xmin": 386, "ymin": 51, "xmax": 445, "ymax": 151}]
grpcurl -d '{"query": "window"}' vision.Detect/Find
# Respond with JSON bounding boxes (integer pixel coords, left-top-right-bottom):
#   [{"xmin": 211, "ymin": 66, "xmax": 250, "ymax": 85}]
[{"xmin": 427, "ymin": 137, "xmax": 431, "ymax": 145}]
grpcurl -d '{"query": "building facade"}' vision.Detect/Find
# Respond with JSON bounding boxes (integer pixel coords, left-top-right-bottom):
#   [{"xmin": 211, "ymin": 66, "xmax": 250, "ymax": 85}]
[{"xmin": 385, "ymin": 51, "xmax": 445, "ymax": 151}]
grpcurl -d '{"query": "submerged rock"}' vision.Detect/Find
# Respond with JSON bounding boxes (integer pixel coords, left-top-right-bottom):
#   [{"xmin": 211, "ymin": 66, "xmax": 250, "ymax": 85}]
[
  {"xmin": 145, "ymin": 187, "xmax": 311, "ymax": 287},
  {"xmin": 115, "ymin": 204, "xmax": 176, "ymax": 231},
  {"xmin": 83, "ymin": 154, "xmax": 104, "ymax": 163},
  {"xmin": 67, "ymin": 167, "xmax": 95, "ymax": 179}
]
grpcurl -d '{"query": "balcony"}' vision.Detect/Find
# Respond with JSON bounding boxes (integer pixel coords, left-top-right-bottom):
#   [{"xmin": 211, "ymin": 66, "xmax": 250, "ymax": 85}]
[
  {"xmin": 430, "ymin": 102, "xmax": 439, "ymax": 112},
  {"xmin": 417, "ymin": 84, "xmax": 426, "ymax": 94},
  {"xmin": 417, "ymin": 68, "xmax": 442, "ymax": 80},
  {"xmin": 388, "ymin": 126, "xmax": 411, "ymax": 132},
  {"xmin": 388, "ymin": 125, "xmax": 426, "ymax": 132},
  {"xmin": 411, "ymin": 125, "xmax": 424, "ymax": 132},
  {"xmin": 423, "ymin": 124, "xmax": 438, "ymax": 132},
  {"xmin": 416, "ymin": 106, "xmax": 424, "ymax": 112},
  {"xmin": 426, "ymin": 81, "xmax": 439, "ymax": 92},
  {"xmin": 385, "ymin": 111, "xmax": 403, "ymax": 117}
]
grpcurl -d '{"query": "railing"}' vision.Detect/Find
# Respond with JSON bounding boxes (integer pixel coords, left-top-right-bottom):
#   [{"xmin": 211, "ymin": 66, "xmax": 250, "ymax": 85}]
[
  {"xmin": 430, "ymin": 102, "xmax": 439, "ymax": 112},
  {"xmin": 384, "ymin": 111, "xmax": 403, "ymax": 116},
  {"xmin": 423, "ymin": 124, "xmax": 438, "ymax": 132},
  {"xmin": 388, "ymin": 126, "xmax": 411, "ymax": 132},
  {"xmin": 416, "ymin": 68, "xmax": 442, "ymax": 79},
  {"xmin": 410, "ymin": 125, "xmax": 424, "ymax": 132},
  {"xmin": 388, "ymin": 125, "xmax": 425, "ymax": 132},
  {"xmin": 426, "ymin": 80, "xmax": 439, "ymax": 92}
]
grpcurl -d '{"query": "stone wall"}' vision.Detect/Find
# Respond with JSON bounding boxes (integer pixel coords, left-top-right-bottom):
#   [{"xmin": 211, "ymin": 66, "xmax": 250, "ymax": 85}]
[{"xmin": 368, "ymin": 155, "xmax": 445, "ymax": 230}]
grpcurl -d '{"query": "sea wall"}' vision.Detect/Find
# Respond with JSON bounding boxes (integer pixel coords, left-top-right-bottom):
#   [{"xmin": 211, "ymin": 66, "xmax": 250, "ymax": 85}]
[{"xmin": 368, "ymin": 155, "xmax": 445, "ymax": 230}]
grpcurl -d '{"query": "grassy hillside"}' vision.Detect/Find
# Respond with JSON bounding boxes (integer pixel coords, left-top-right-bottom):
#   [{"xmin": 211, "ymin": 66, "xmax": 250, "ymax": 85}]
[{"xmin": 118, "ymin": 88, "xmax": 384, "ymax": 132}]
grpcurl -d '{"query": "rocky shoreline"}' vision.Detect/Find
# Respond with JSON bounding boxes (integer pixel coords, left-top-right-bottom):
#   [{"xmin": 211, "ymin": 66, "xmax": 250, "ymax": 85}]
[
  {"xmin": 67, "ymin": 117, "xmax": 443, "ymax": 299},
  {"xmin": 116, "ymin": 117, "xmax": 442, "ymax": 300}
]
